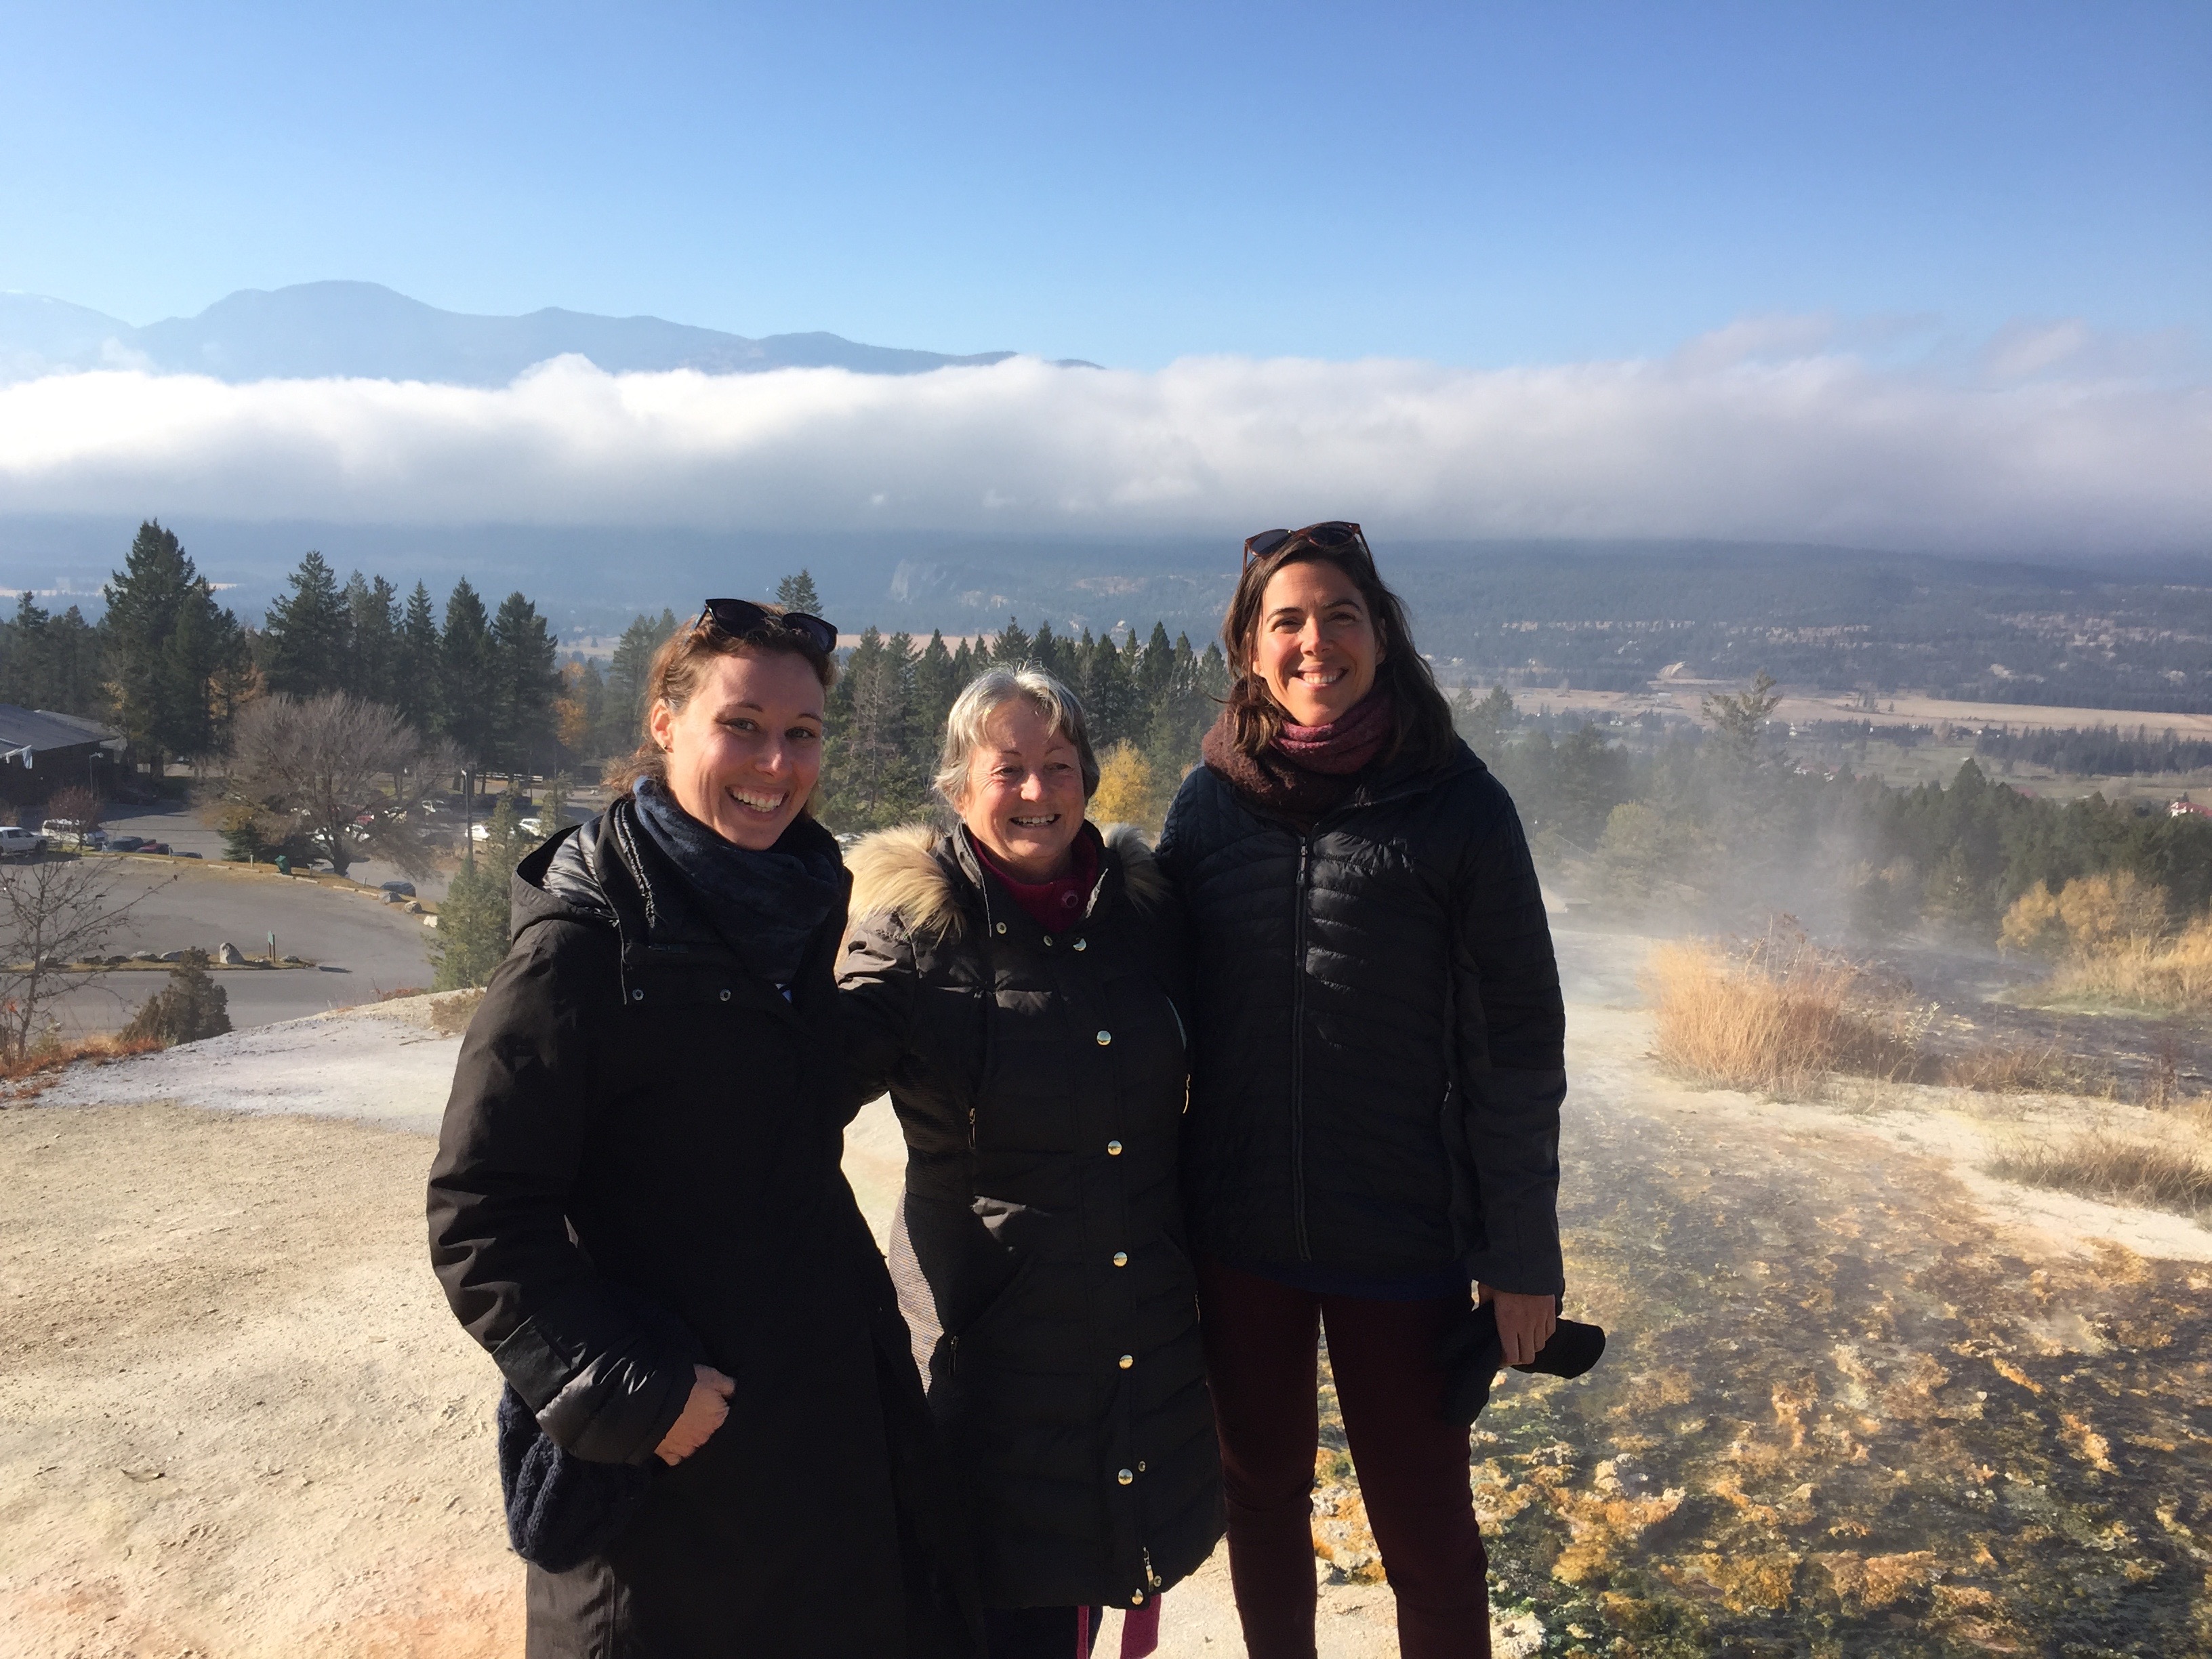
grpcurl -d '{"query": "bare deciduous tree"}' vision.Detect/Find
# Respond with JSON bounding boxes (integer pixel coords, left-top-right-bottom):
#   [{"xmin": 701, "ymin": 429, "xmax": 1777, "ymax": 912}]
[
  {"xmin": 0, "ymin": 857, "xmax": 168, "ymax": 1063},
  {"xmin": 225, "ymin": 693, "xmax": 456, "ymax": 878}
]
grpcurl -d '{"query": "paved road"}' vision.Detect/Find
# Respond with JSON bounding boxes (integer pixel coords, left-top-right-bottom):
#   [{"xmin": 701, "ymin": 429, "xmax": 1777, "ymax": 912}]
[
  {"xmin": 34, "ymin": 858, "xmax": 438, "ymax": 1036},
  {"xmin": 87, "ymin": 801, "xmax": 455, "ymax": 901}
]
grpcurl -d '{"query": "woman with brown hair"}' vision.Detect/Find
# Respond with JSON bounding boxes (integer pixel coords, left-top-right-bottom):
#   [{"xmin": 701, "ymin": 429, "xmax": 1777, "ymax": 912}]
[
  {"xmin": 1157, "ymin": 525, "xmax": 1567, "ymax": 1659},
  {"xmin": 428, "ymin": 600, "xmax": 979, "ymax": 1658}
]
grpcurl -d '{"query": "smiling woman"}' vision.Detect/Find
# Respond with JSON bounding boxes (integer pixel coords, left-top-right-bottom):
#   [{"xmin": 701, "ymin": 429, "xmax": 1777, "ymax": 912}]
[{"xmin": 428, "ymin": 601, "xmax": 987, "ymax": 1658}]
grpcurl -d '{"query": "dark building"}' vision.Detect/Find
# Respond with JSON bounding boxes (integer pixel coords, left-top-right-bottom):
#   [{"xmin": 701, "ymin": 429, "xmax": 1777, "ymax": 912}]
[{"xmin": 0, "ymin": 705, "xmax": 127, "ymax": 807}]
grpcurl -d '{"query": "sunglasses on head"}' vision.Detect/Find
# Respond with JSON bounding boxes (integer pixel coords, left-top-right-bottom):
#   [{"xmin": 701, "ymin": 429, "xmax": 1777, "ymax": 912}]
[
  {"xmin": 693, "ymin": 598, "xmax": 838, "ymax": 656},
  {"xmin": 1242, "ymin": 520, "xmax": 1369, "ymax": 572}
]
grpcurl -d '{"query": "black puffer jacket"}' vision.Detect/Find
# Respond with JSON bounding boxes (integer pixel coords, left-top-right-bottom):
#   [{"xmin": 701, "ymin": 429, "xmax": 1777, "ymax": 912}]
[
  {"xmin": 428, "ymin": 802, "xmax": 979, "ymax": 1659},
  {"xmin": 836, "ymin": 822, "xmax": 1224, "ymax": 1615},
  {"xmin": 1157, "ymin": 740, "xmax": 1568, "ymax": 1296}
]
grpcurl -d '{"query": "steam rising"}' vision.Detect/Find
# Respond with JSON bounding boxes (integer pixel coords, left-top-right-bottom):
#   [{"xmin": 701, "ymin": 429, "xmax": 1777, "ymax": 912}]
[{"xmin": 0, "ymin": 333, "xmax": 2203, "ymax": 552}]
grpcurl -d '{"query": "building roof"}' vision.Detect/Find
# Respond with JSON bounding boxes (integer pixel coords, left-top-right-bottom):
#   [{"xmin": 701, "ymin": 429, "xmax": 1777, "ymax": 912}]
[{"xmin": 0, "ymin": 705, "xmax": 123, "ymax": 753}]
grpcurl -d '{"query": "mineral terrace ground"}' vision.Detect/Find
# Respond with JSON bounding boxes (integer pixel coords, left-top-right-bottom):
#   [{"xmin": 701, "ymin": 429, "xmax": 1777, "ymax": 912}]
[{"xmin": 3, "ymin": 935, "xmax": 2208, "ymax": 1658}]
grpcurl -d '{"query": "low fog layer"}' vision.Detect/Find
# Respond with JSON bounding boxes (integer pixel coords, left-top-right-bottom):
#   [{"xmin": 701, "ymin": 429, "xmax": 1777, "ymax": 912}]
[{"xmin": 0, "ymin": 333, "xmax": 2204, "ymax": 554}]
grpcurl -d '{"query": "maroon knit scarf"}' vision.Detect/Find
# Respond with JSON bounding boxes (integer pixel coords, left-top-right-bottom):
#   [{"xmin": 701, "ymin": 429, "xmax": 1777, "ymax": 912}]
[
  {"xmin": 1202, "ymin": 687, "xmax": 1395, "ymax": 825},
  {"xmin": 971, "ymin": 823, "xmax": 1101, "ymax": 934}
]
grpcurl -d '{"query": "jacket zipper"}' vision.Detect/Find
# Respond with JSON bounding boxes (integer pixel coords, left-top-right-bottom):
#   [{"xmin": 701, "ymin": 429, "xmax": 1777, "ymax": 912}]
[{"xmin": 1290, "ymin": 835, "xmax": 1314, "ymax": 1261}]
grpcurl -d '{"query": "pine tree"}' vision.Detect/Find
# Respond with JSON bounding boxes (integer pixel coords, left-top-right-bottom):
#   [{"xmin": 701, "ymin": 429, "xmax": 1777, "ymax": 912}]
[
  {"xmin": 950, "ymin": 639, "xmax": 977, "ymax": 684},
  {"xmin": 776, "ymin": 569, "xmax": 823, "ymax": 615},
  {"xmin": 438, "ymin": 579, "xmax": 498, "ymax": 771},
  {"xmin": 260, "ymin": 552, "xmax": 352, "ymax": 697},
  {"xmin": 1084, "ymin": 630, "xmax": 1136, "ymax": 747},
  {"xmin": 393, "ymin": 583, "xmax": 442, "ymax": 733},
  {"xmin": 1138, "ymin": 621, "xmax": 1175, "ymax": 705},
  {"xmin": 1031, "ymin": 620, "xmax": 1070, "ymax": 682},
  {"xmin": 603, "ymin": 611, "xmax": 675, "ymax": 757},
  {"xmin": 121, "ymin": 949, "xmax": 231, "ymax": 1046},
  {"xmin": 993, "ymin": 616, "xmax": 1032, "ymax": 667},
  {"xmin": 344, "ymin": 572, "xmax": 402, "ymax": 705},
  {"xmin": 910, "ymin": 632, "xmax": 959, "ymax": 766},
  {"xmin": 432, "ymin": 795, "xmax": 528, "ymax": 989},
  {"xmin": 101, "ymin": 520, "xmax": 247, "ymax": 767},
  {"xmin": 489, "ymin": 591, "xmax": 560, "ymax": 776}
]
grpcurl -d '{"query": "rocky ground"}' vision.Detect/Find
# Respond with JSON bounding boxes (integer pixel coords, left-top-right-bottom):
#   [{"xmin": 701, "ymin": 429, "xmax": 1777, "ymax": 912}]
[{"xmin": 3, "ymin": 937, "xmax": 2208, "ymax": 1657}]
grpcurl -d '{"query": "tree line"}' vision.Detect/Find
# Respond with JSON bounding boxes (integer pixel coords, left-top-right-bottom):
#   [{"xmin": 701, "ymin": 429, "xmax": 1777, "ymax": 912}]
[{"xmin": 1455, "ymin": 682, "xmax": 2212, "ymax": 942}]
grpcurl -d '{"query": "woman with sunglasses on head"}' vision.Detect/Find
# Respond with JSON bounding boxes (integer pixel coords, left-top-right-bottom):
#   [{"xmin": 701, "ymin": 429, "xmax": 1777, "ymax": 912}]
[
  {"xmin": 835, "ymin": 667, "xmax": 1224, "ymax": 1659},
  {"xmin": 428, "ymin": 600, "xmax": 980, "ymax": 1659},
  {"xmin": 1157, "ymin": 526, "xmax": 1566, "ymax": 1659}
]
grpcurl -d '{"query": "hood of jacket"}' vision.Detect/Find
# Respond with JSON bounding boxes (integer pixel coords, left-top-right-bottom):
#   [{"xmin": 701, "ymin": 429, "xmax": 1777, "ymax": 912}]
[{"xmin": 845, "ymin": 819, "xmax": 1166, "ymax": 941}]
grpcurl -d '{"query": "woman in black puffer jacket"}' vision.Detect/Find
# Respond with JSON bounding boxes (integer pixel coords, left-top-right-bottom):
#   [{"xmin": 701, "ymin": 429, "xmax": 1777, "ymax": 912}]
[
  {"xmin": 1158, "ymin": 525, "xmax": 1567, "ymax": 1659},
  {"xmin": 428, "ymin": 602, "xmax": 979, "ymax": 1659},
  {"xmin": 838, "ymin": 667, "xmax": 1223, "ymax": 1659}
]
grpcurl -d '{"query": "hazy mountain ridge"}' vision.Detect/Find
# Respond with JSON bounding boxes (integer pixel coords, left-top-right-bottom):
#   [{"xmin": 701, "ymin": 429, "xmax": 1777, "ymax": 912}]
[{"xmin": 0, "ymin": 281, "xmax": 1069, "ymax": 385}]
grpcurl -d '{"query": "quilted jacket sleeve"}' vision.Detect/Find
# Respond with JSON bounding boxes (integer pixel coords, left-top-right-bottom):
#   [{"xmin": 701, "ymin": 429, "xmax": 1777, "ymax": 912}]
[
  {"xmin": 426, "ymin": 922, "xmax": 695, "ymax": 1465},
  {"xmin": 1448, "ymin": 777, "xmax": 1569, "ymax": 1298}
]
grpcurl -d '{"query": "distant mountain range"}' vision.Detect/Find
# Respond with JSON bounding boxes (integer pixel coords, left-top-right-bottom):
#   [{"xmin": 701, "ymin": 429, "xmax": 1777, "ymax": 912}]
[{"xmin": 0, "ymin": 281, "xmax": 1083, "ymax": 384}]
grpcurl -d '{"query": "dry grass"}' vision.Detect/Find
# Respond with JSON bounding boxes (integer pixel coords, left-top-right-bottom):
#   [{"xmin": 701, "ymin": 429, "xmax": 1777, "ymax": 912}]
[
  {"xmin": 1939, "ymin": 1042, "xmax": 2108, "ymax": 1096},
  {"xmin": 1988, "ymin": 1124, "xmax": 2212, "ymax": 1220},
  {"xmin": 0, "ymin": 1031, "xmax": 166, "ymax": 1100},
  {"xmin": 1647, "ymin": 937, "xmax": 1923, "ymax": 1096},
  {"xmin": 2039, "ymin": 918, "xmax": 2212, "ymax": 1015}
]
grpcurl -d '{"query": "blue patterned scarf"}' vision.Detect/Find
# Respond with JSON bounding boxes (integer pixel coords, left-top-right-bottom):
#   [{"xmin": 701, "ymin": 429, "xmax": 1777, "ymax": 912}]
[{"xmin": 629, "ymin": 779, "xmax": 843, "ymax": 988}]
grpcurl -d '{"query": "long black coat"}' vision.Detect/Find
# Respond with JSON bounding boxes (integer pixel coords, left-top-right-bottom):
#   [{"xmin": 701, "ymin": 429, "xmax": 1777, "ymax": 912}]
[
  {"xmin": 428, "ymin": 802, "xmax": 979, "ymax": 1659},
  {"xmin": 836, "ymin": 823, "xmax": 1223, "ymax": 1615},
  {"xmin": 1157, "ymin": 741, "xmax": 1568, "ymax": 1296}
]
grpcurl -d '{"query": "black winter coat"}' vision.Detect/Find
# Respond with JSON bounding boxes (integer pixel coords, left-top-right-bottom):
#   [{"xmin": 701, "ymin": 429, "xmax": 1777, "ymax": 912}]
[
  {"xmin": 1157, "ymin": 741, "xmax": 1568, "ymax": 1296},
  {"xmin": 427, "ymin": 802, "xmax": 980, "ymax": 1659},
  {"xmin": 836, "ymin": 823, "xmax": 1224, "ymax": 1616}
]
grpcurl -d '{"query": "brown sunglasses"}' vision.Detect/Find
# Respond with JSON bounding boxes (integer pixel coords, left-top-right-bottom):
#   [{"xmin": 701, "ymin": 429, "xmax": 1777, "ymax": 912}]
[{"xmin": 1242, "ymin": 520, "xmax": 1370, "ymax": 571}]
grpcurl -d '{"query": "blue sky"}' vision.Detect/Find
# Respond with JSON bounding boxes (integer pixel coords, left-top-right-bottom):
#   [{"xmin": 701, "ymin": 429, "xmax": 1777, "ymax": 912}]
[{"xmin": 2, "ymin": 0, "xmax": 2205, "ymax": 369}]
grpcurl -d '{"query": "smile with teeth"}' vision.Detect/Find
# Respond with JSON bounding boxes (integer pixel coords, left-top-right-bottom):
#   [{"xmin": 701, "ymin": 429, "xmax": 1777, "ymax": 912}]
[
  {"xmin": 1297, "ymin": 665, "xmax": 1345, "ymax": 684},
  {"xmin": 726, "ymin": 786, "xmax": 789, "ymax": 815},
  {"xmin": 1008, "ymin": 814, "xmax": 1060, "ymax": 828}
]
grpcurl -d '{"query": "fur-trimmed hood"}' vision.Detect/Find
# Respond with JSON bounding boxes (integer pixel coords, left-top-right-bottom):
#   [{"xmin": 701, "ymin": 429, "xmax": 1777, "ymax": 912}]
[{"xmin": 846, "ymin": 821, "xmax": 1167, "ymax": 942}]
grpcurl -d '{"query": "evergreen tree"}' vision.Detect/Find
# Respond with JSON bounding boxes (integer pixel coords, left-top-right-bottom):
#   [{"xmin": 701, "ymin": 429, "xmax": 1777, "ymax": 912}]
[
  {"xmin": 992, "ymin": 616, "xmax": 1032, "ymax": 667},
  {"xmin": 438, "ymin": 579, "xmax": 499, "ymax": 771},
  {"xmin": 101, "ymin": 520, "xmax": 247, "ymax": 766},
  {"xmin": 822, "ymin": 627, "xmax": 923, "ymax": 827},
  {"xmin": 432, "ymin": 795, "xmax": 528, "ymax": 989},
  {"xmin": 393, "ymin": 582, "xmax": 442, "ymax": 733},
  {"xmin": 602, "ymin": 611, "xmax": 676, "ymax": 756},
  {"xmin": 121, "ymin": 949, "xmax": 231, "ymax": 1046},
  {"xmin": 776, "ymin": 569, "xmax": 823, "ymax": 615},
  {"xmin": 950, "ymin": 639, "xmax": 977, "ymax": 684},
  {"xmin": 344, "ymin": 572, "xmax": 402, "ymax": 705},
  {"xmin": 1083, "ymin": 630, "xmax": 1137, "ymax": 747},
  {"xmin": 1138, "ymin": 621, "xmax": 1176, "ymax": 705},
  {"xmin": 910, "ymin": 632, "xmax": 960, "ymax": 765},
  {"xmin": 260, "ymin": 552, "xmax": 352, "ymax": 697},
  {"xmin": 1031, "ymin": 620, "xmax": 1071, "ymax": 682},
  {"xmin": 489, "ymin": 590, "xmax": 560, "ymax": 776},
  {"xmin": 557, "ymin": 659, "xmax": 607, "ymax": 760}
]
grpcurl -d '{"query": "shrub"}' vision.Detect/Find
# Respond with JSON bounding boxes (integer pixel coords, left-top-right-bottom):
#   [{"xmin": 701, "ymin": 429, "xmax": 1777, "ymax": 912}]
[
  {"xmin": 1647, "ymin": 936, "xmax": 1921, "ymax": 1096},
  {"xmin": 431, "ymin": 795, "xmax": 527, "ymax": 991},
  {"xmin": 121, "ymin": 949, "xmax": 231, "ymax": 1046},
  {"xmin": 2039, "ymin": 917, "xmax": 2212, "ymax": 1015},
  {"xmin": 1090, "ymin": 743, "xmax": 1162, "ymax": 832}
]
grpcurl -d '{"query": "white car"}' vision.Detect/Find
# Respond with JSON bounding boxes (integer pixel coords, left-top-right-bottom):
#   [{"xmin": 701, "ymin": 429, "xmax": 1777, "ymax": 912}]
[{"xmin": 0, "ymin": 825, "xmax": 47, "ymax": 859}]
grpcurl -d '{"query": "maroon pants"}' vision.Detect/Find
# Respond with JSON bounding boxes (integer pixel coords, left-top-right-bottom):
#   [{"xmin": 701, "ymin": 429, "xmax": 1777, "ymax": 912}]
[{"xmin": 1197, "ymin": 1259, "xmax": 1491, "ymax": 1659}]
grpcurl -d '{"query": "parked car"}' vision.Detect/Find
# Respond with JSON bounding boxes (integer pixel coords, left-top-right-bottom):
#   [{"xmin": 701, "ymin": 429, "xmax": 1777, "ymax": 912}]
[
  {"xmin": 379, "ymin": 880, "xmax": 417, "ymax": 899},
  {"xmin": 108, "ymin": 836, "xmax": 145, "ymax": 852},
  {"xmin": 176, "ymin": 850, "xmax": 203, "ymax": 859},
  {"xmin": 142, "ymin": 841, "xmax": 171, "ymax": 855},
  {"xmin": 0, "ymin": 825, "xmax": 47, "ymax": 859}
]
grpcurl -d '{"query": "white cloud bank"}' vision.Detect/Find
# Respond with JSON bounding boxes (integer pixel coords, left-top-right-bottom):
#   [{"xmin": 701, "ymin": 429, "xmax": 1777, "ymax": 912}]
[{"xmin": 0, "ymin": 333, "xmax": 2204, "ymax": 554}]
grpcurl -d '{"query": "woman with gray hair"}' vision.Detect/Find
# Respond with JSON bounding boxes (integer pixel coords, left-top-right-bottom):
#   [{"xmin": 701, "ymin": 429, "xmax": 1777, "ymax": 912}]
[{"xmin": 836, "ymin": 666, "xmax": 1223, "ymax": 1658}]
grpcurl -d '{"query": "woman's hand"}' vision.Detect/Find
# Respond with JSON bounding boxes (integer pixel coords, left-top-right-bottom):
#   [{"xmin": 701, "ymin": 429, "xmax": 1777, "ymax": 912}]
[
  {"xmin": 654, "ymin": 1366, "xmax": 736, "ymax": 1465},
  {"xmin": 1479, "ymin": 1285, "xmax": 1558, "ymax": 1368}
]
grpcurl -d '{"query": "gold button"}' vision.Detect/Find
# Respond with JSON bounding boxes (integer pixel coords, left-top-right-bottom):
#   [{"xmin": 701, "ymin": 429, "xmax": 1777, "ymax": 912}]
[
  {"xmin": 1096, "ymin": 1029, "xmax": 1111, "ymax": 1046},
  {"xmin": 1130, "ymin": 1591, "xmax": 1145, "ymax": 1606},
  {"xmin": 1106, "ymin": 1140, "xmax": 1122, "ymax": 1155},
  {"xmin": 1112, "ymin": 1251, "xmax": 1128, "ymax": 1267},
  {"xmin": 1117, "ymin": 1468, "xmax": 1133, "ymax": 1486},
  {"xmin": 1073, "ymin": 939, "xmax": 1087, "ymax": 952},
  {"xmin": 995, "ymin": 922, "xmax": 1007, "ymax": 935},
  {"xmin": 1137, "ymin": 1460, "xmax": 1146, "ymax": 1471},
  {"xmin": 1118, "ymin": 1353, "xmax": 1133, "ymax": 1369}
]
